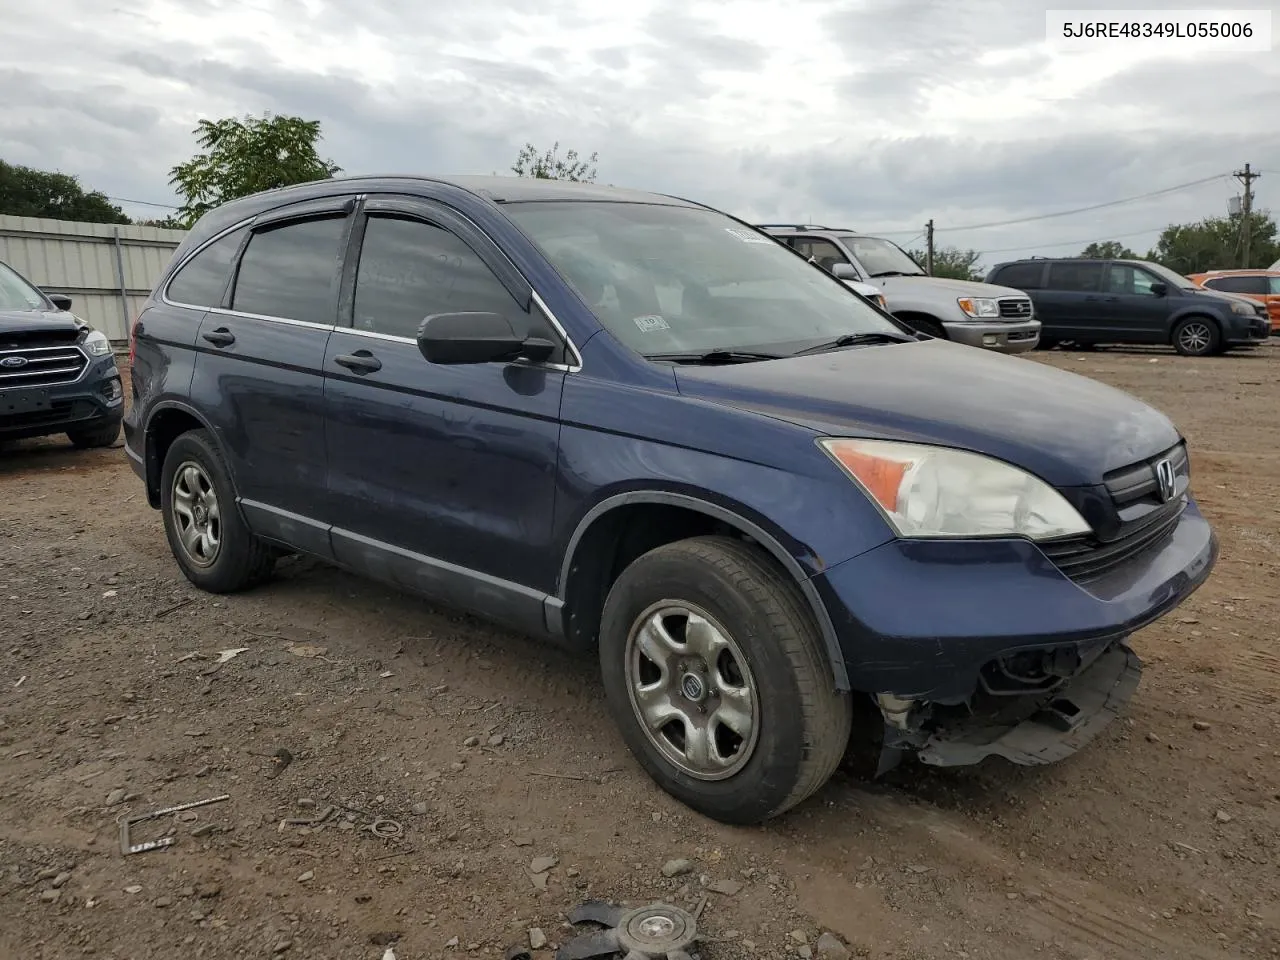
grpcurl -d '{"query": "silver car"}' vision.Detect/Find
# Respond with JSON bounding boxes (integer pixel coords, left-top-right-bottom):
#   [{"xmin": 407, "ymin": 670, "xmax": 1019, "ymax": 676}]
[{"xmin": 759, "ymin": 224, "xmax": 1041, "ymax": 354}]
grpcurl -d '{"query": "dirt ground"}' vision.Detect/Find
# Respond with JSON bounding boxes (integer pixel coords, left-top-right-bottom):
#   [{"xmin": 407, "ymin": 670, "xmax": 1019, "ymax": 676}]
[{"xmin": 2, "ymin": 342, "xmax": 1278, "ymax": 960}]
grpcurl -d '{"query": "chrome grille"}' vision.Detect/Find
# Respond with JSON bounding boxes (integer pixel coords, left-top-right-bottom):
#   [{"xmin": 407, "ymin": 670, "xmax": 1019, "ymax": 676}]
[
  {"xmin": 0, "ymin": 344, "xmax": 89, "ymax": 390},
  {"xmin": 997, "ymin": 297, "xmax": 1033, "ymax": 320}
]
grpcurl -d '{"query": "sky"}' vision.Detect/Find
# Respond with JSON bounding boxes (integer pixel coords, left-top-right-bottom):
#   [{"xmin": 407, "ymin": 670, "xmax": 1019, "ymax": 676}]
[{"xmin": 2, "ymin": 0, "xmax": 1277, "ymax": 269}]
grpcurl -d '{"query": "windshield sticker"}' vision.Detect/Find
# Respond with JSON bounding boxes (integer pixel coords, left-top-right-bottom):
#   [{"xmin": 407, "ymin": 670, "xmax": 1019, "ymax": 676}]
[
  {"xmin": 724, "ymin": 227, "xmax": 772, "ymax": 244},
  {"xmin": 633, "ymin": 315, "xmax": 671, "ymax": 332}
]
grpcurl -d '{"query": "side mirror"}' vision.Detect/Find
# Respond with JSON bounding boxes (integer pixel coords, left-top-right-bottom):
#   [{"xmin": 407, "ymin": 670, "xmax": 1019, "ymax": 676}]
[
  {"xmin": 417, "ymin": 311, "xmax": 556, "ymax": 365},
  {"xmin": 831, "ymin": 262, "xmax": 860, "ymax": 281},
  {"xmin": 1149, "ymin": 281, "xmax": 1168, "ymax": 297},
  {"xmin": 46, "ymin": 293, "xmax": 73, "ymax": 311}
]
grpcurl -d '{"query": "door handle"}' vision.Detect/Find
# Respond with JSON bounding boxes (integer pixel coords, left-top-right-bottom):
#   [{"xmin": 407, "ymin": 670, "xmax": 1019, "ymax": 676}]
[
  {"xmin": 333, "ymin": 350, "xmax": 382, "ymax": 374},
  {"xmin": 201, "ymin": 328, "xmax": 235, "ymax": 347}
]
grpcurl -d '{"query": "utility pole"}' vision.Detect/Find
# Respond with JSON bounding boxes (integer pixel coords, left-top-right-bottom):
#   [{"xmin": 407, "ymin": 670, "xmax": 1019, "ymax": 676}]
[
  {"xmin": 1233, "ymin": 163, "xmax": 1259, "ymax": 267},
  {"xmin": 925, "ymin": 219, "xmax": 935, "ymax": 276}
]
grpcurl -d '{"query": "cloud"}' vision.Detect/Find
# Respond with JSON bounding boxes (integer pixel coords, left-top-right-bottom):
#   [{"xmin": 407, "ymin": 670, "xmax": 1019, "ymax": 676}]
[{"xmin": 1, "ymin": 0, "xmax": 1277, "ymax": 265}]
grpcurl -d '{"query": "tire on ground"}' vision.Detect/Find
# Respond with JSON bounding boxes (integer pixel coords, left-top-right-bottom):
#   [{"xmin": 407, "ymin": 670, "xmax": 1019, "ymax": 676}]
[
  {"xmin": 159, "ymin": 428, "xmax": 276, "ymax": 593},
  {"xmin": 598, "ymin": 534, "xmax": 852, "ymax": 825},
  {"xmin": 67, "ymin": 419, "xmax": 121, "ymax": 449},
  {"xmin": 1172, "ymin": 316, "xmax": 1221, "ymax": 357}
]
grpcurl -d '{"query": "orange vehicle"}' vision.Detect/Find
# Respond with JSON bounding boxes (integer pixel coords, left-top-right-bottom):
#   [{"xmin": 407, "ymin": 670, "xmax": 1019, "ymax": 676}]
[{"xmin": 1186, "ymin": 269, "xmax": 1280, "ymax": 334}]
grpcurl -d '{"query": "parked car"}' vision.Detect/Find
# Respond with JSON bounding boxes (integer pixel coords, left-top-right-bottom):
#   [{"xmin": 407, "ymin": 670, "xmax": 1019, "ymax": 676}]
[
  {"xmin": 1185, "ymin": 268, "xmax": 1280, "ymax": 334},
  {"xmin": 0, "ymin": 258, "xmax": 124, "ymax": 449},
  {"xmin": 985, "ymin": 257, "xmax": 1271, "ymax": 356},
  {"xmin": 125, "ymin": 176, "xmax": 1217, "ymax": 825},
  {"xmin": 758, "ymin": 224, "xmax": 1041, "ymax": 353}
]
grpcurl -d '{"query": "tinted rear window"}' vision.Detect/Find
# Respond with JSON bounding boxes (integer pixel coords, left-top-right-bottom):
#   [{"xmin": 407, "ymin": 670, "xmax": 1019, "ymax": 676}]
[
  {"xmin": 1205, "ymin": 275, "xmax": 1268, "ymax": 295},
  {"xmin": 166, "ymin": 226, "xmax": 247, "ymax": 307},
  {"xmin": 231, "ymin": 216, "xmax": 347, "ymax": 322},
  {"xmin": 1046, "ymin": 261, "xmax": 1103, "ymax": 292},
  {"xmin": 992, "ymin": 262, "xmax": 1044, "ymax": 289}
]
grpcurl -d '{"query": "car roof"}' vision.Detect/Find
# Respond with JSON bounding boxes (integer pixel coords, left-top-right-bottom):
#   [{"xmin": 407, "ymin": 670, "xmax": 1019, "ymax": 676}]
[
  {"xmin": 1187, "ymin": 268, "xmax": 1280, "ymax": 277},
  {"xmin": 181, "ymin": 174, "xmax": 711, "ymax": 249}
]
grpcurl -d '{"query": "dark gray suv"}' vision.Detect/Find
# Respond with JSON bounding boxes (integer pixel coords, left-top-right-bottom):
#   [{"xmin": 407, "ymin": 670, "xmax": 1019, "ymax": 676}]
[{"xmin": 986, "ymin": 257, "xmax": 1270, "ymax": 356}]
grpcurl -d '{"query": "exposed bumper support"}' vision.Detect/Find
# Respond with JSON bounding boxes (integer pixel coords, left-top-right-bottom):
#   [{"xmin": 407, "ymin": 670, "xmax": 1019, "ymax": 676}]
[{"xmin": 875, "ymin": 641, "xmax": 1143, "ymax": 772}]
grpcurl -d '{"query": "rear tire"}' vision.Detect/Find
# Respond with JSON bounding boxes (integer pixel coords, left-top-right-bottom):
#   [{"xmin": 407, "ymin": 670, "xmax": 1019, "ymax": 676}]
[
  {"xmin": 1172, "ymin": 317, "xmax": 1220, "ymax": 357},
  {"xmin": 598, "ymin": 535, "xmax": 852, "ymax": 825},
  {"xmin": 160, "ymin": 429, "xmax": 276, "ymax": 593},
  {"xmin": 67, "ymin": 419, "xmax": 121, "ymax": 449}
]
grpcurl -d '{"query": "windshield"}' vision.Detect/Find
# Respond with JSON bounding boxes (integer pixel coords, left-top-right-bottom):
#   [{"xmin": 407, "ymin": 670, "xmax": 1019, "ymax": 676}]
[
  {"xmin": 1139, "ymin": 261, "xmax": 1198, "ymax": 291},
  {"xmin": 839, "ymin": 236, "xmax": 926, "ymax": 277},
  {"xmin": 502, "ymin": 201, "xmax": 905, "ymax": 357},
  {"xmin": 0, "ymin": 261, "xmax": 48, "ymax": 311}
]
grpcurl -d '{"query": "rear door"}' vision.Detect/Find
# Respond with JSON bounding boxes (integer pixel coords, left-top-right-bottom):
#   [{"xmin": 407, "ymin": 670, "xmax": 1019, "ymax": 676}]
[
  {"xmin": 321, "ymin": 196, "xmax": 570, "ymax": 633},
  {"xmin": 189, "ymin": 196, "xmax": 357, "ymax": 557},
  {"xmin": 1040, "ymin": 261, "xmax": 1107, "ymax": 339},
  {"xmin": 1268, "ymin": 276, "xmax": 1280, "ymax": 330}
]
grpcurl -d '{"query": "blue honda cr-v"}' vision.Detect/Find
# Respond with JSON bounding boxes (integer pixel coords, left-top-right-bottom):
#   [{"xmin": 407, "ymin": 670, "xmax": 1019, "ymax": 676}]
[{"xmin": 124, "ymin": 176, "xmax": 1217, "ymax": 825}]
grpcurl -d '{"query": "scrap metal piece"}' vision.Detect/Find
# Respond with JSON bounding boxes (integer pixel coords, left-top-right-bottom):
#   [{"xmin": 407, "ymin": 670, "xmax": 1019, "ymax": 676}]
[
  {"xmin": 557, "ymin": 901, "xmax": 698, "ymax": 960},
  {"xmin": 119, "ymin": 794, "xmax": 230, "ymax": 856},
  {"xmin": 370, "ymin": 818, "xmax": 404, "ymax": 840},
  {"xmin": 504, "ymin": 946, "xmax": 533, "ymax": 960}
]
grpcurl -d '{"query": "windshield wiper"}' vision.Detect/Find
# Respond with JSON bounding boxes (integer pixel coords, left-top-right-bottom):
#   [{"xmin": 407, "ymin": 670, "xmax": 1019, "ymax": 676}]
[
  {"xmin": 868, "ymin": 270, "xmax": 924, "ymax": 278},
  {"xmin": 790, "ymin": 332, "xmax": 914, "ymax": 357},
  {"xmin": 645, "ymin": 348, "xmax": 785, "ymax": 365}
]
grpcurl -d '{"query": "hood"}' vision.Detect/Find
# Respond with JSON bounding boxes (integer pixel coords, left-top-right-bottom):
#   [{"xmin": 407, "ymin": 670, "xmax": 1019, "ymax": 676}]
[
  {"xmin": 674, "ymin": 338, "xmax": 1180, "ymax": 487},
  {"xmin": 1185, "ymin": 286, "xmax": 1262, "ymax": 312},
  {"xmin": 0, "ymin": 307, "xmax": 85, "ymax": 339},
  {"xmin": 874, "ymin": 274, "xmax": 1029, "ymax": 299}
]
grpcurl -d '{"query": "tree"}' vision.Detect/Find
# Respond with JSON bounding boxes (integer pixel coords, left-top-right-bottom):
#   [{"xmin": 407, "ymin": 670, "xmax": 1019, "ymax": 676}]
[
  {"xmin": 1079, "ymin": 240, "xmax": 1138, "ymax": 259},
  {"xmin": 136, "ymin": 215, "xmax": 187, "ymax": 230},
  {"xmin": 1146, "ymin": 211, "xmax": 1280, "ymax": 274},
  {"xmin": 0, "ymin": 160, "xmax": 130, "ymax": 223},
  {"xmin": 907, "ymin": 246, "xmax": 983, "ymax": 281},
  {"xmin": 511, "ymin": 141, "xmax": 598, "ymax": 182},
  {"xmin": 168, "ymin": 113, "xmax": 342, "ymax": 227}
]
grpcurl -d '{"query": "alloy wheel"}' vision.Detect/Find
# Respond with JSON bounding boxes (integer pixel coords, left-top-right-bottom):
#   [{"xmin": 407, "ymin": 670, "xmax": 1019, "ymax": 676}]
[{"xmin": 171, "ymin": 460, "xmax": 221, "ymax": 567}]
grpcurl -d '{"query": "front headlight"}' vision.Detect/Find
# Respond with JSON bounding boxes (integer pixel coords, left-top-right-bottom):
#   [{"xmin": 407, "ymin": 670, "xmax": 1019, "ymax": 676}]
[
  {"xmin": 1230, "ymin": 301, "xmax": 1254, "ymax": 316},
  {"xmin": 83, "ymin": 330, "xmax": 112, "ymax": 356},
  {"xmin": 874, "ymin": 295, "xmax": 887, "ymax": 310},
  {"xmin": 818, "ymin": 438, "xmax": 1091, "ymax": 540},
  {"xmin": 957, "ymin": 297, "xmax": 999, "ymax": 319}
]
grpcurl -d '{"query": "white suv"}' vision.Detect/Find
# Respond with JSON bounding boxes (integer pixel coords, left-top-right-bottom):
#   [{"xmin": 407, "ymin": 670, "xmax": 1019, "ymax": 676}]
[{"xmin": 759, "ymin": 224, "xmax": 1041, "ymax": 354}]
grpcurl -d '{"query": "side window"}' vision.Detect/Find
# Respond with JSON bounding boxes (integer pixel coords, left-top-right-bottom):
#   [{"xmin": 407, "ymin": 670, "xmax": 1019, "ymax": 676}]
[
  {"xmin": 1046, "ymin": 261, "xmax": 1103, "ymax": 292},
  {"xmin": 352, "ymin": 215, "xmax": 555, "ymax": 350},
  {"xmin": 1268, "ymin": 277, "xmax": 1280, "ymax": 295},
  {"xmin": 166, "ymin": 226, "xmax": 247, "ymax": 307},
  {"xmin": 791, "ymin": 238, "xmax": 852, "ymax": 274},
  {"xmin": 1105, "ymin": 265, "xmax": 1158, "ymax": 296},
  {"xmin": 1205, "ymin": 275, "xmax": 1267, "ymax": 295},
  {"xmin": 230, "ymin": 215, "xmax": 348, "ymax": 322},
  {"xmin": 993, "ymin": 262, "xmax": 1044, "ymax": 289}
]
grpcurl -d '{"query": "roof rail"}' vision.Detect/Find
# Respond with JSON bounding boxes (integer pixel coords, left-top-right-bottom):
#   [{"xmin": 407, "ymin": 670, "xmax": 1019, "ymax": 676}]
[{"xmin": 756, "ymin": 223, "xmax": 850, "ymax": 231}]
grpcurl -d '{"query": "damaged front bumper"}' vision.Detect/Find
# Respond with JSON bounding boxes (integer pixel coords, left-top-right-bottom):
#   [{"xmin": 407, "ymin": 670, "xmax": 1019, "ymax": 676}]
[{"xmin": 873, "ymin": 638, "xmax": 1142, "ymax": 772}]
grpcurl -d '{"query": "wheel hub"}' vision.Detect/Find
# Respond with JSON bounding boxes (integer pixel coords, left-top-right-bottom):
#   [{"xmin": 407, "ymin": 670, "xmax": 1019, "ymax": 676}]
[{"xmin": 679, "ymin": 671, "xmax": 707, "ymax": 704}]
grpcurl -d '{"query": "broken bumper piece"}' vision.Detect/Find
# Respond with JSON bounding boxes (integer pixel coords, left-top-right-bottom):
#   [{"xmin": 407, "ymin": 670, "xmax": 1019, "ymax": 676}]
[{"xmin": 915, "ymin": 641, "xmax": 1143, "ymax": 767}]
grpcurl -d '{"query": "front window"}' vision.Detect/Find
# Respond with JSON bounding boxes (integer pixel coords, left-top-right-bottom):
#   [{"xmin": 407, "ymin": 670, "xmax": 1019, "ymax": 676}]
[
  {"xmin": 838, "ymin": 236, "xmax": 926, "ymax": 278},
  {"xmin": 502, "ymin": 202, "xmax": 903, "ymax": 358},
  {"xmin": 0, "ymin": 261, "xmax": 48, "ymax": 311},
  {"xmin": 1138, "ymin": 261, "xmax": 1198, "ymax": 291}
]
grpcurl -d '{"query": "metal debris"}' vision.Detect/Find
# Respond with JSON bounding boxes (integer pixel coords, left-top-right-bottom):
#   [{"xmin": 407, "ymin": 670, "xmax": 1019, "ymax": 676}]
[
  {"xmin": 119, "ymin": 794, "xmax": 230, "ymax": 856},
  {"xmin": 556, "ymin": 900, "xmax": 700, "ymax": 960}
]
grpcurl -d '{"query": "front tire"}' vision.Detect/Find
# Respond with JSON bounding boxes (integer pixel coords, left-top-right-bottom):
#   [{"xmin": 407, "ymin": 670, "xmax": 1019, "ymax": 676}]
[
  {"xmin": 1172, "ymin": 317, "xmax": 1220, "ymax": 357},
  {"xmin": 67, "ymin": 418, "xmax": 121, "ymax": 449},
  {"xmin": 599, "ymin": 535, "xmax": 852, "ymax": 825},
  {"xmin": 160, "ymin": 429, "xmax": 275, "ymax": 593}
]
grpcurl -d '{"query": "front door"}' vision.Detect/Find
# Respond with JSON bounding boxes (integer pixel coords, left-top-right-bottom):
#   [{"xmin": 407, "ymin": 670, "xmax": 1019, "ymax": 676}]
[
  {"xmin": 323, "ymin": 197, "xmax": 569, "ymax": 635},
  {"xmin": 190, "ymin": 197, "xmax": 356, "ymax": 557},
  {"xmin": 1098, "ymin": 262, "xmax": 1169, "ymax": 342}
]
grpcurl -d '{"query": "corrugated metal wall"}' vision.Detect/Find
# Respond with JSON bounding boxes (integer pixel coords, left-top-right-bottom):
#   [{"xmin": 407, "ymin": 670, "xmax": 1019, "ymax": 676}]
[{"xmin": 0, "ymin": 215, "xmax": 188, "ymax": 342}]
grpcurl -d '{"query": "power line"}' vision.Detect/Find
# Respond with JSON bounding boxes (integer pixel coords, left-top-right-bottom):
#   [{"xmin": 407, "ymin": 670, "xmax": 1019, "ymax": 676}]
[
  {"xmin": 860, "ymin": 172, "xmax": 1231, "ymax": 236},
  {"xmin": 107, "ymin": 195, "xmax": 180, "ymax": 210},
  {"xmin": 976, "ymin": 224, "xmax": 1169, "ymax": 257}
]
